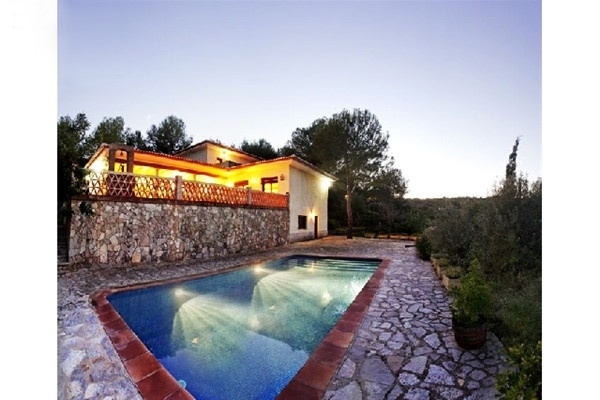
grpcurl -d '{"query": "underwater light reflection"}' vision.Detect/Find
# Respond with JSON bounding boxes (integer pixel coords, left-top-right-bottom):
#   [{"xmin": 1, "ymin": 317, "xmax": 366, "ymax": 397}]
[{"xmin": 129, "ymin": 256, "xmax": 381, "ymax": 400}]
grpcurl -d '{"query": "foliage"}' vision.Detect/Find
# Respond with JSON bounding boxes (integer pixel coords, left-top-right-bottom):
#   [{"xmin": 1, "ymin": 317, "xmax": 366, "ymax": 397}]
[
  {"xmin": 78, "ymin": 201, "xmax": 95, "ymax": 216},
  {"xmin": 285, "ymin": 108, "xmax": 397, "ymax": 238},
  {"xmin": 496, "ymin": 341, "xmax": 542, "ymax": 400},
  {"xmin": 399, "ymin": 208, "xmax": 430, "ymax": 235},
  {"xmin": 437, "ymin": 257, "xmax": 450, "ymax": 268},
  {"xmin": 430, "ymin": 252, "xmax": 448, "ymax": 260},
  {"xmin": 415, "ymin": 231, "xmax": 432, "ymax": 260},
  {"xmin": 471, "ymin": 139, "xmax": 542, "ymax": 278},
  {"xmin": 146, "ymin": 115, "xmax": 192, "ymax": 154},
  {"xmin": 285, "ymin": 117, "xmax": 328, "ymax": 165},
  {"xmin": 450, "ymin": 259, "xmax": 492, "ymax": 327},
  {"xmin": 417, "ymin": 138, "xmax": 541, "ymax": 385},
  {"xmin": 366, "ymin": 164, "xmax": 408, "ymax": 237},
  {"xmin": 491, "ymin": 275, "xmax": 541, "ymax": 346},
  {"xmin": 57, "ymin": 112, "xmax": 194, "ymax": 218},
  {"xmin": 428, "ymin": 197, "xmax": 482, "ymax": 267},
  {"xmin": 82, "ymin": 116, "xmax": 128, "ymax": 159},
  {"xmin": 57, "ymin": 113, "xmax": 92, "ymax": 218},
  {"xmin": 124, "ymin": 129, "xmax": 151, "ymax": 150},
  {"xmin": 239, "ymin": 138, "xmax": 279, "ymax": 160},
  {"xmin": 402, "ymin": 198, "xmax": 439, "ymax": 233},
  {"xmin": 442, "ymin": 266, "xmax": 464, "ymax": 279}
]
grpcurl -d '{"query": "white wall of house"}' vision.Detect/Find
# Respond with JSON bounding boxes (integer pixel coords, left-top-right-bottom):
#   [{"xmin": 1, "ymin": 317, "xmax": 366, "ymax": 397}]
[
  {"xmin": 85, "ymin": 143, "xmax": 332, "ymax": 244},
  {"xmin": 227, "ymin": 161, "xmax": 291, "ymax": 194},
  {"xmin": 178, "ymin": 147, "xmax": 209, "ymax": 163},
  {"xmin": 178, "ymin": 143, "xmax": 259, "ymax": 165},
  {"xmin": 288, "ymin": 165, "xmax": 329, "ymax": 242}
]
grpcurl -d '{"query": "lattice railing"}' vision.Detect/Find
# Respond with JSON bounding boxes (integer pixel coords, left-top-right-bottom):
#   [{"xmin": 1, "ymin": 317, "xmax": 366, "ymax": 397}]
[
  {"xmin": 250, "ymin": 189, "xmax": 290, "ymax": 209},
  {"xmin": 84, "ymin": 171, "xmax": 288, "ymax": 209},
  {"xmin": 181, "ymin": 180, "xmax": 248, "ymax": 205}
]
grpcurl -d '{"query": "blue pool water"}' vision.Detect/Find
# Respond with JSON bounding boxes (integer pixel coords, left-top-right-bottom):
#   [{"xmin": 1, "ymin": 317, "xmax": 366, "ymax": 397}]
[{"xmin": 108, "ymin": 255, "xmax": 380, "ymax": 400}]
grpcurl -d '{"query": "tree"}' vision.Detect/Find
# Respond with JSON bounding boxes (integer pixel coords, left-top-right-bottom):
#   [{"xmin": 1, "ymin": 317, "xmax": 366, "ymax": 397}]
[
  {"xmin": 124, "ymin": 129, "xmax": 151, "ymax": 150},
  {"xmin": 239, "ymin": 138, "xmax": 279, "ymax": 160},
  {"xmin": 83, "ymin": 116, "xmax": 127, "ymax": 158},
  {"xmin": 284, "ymin": 109, "xmax": 393, "ymax": 238},
  {"xmin": 366, "ymin": 164, "xmax": 408, "ymax": 237},
  {"xmin": 285, "ymin": 117, "xmax": 328, "ymax": 164},
  {"xmin": 57, "ymin": 113, "xmax": 91, "ymax": 219},
  {"xmin": 146, "ymin": 115, "xmax": 193, "ymax": 154}
]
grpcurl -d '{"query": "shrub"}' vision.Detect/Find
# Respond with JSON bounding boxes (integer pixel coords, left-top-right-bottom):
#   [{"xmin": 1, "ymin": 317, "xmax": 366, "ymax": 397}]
[
  {"xmin": 430, "ymin": 252, "xmax": 448, "ymax": 259},
  {"xmin": 496, "ymin": 341, "xmax": 542, "ymax": 400},
  {"xmin": 415, "ymin": 234, "xmax": 432, "ymax": 260},
  {"xmin": 438, "ymin": 257, "xmax": 450, "ymax": 268},
  {"xmin": 442, "ymin": 266, "xmax": 464, "ymax": 279},
  {"xmin": 491, "ymin": 275, "xmax": 541, "ymax": 346}
]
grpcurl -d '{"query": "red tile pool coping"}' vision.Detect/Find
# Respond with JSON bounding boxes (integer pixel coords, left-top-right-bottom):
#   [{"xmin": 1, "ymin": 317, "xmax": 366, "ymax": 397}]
[{"xmin": 91, "ymin": 257, "xmax": 391, "ymax": 400}]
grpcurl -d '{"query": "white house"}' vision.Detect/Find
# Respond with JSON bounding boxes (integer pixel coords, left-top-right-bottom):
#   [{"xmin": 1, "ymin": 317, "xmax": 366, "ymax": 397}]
[{"xmin": 85, "ymin": 140, "xmax": 336, "ymax": 242}]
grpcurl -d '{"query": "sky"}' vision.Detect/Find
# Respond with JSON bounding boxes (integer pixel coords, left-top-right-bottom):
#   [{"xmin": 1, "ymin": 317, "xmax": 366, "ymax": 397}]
[{"xmin": 56, "ymin": 0, "xmax": 541, "ymax": 199}]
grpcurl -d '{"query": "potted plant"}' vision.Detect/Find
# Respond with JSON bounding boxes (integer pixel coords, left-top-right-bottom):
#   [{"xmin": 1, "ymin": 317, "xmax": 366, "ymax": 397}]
[{"xmin": 450, "ymin": 260, "xmax": 492, "ymax": 350}]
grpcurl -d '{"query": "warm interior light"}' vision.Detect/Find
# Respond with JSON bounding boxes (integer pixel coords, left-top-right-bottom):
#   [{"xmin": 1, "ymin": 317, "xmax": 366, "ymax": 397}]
[{"xmin": 89, "ymin": 157, "xmax": 108, "ymax": 173}]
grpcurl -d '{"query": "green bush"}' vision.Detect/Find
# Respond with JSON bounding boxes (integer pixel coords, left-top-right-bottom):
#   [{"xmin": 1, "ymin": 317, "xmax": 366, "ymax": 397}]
[
  {"xmin": 430, "ymin": 252, "xmax": 448, "ymax": 260},
  {"xmin": 491, "ymin": 276, "xmax": 541, "ymax": 345},
  {"xmin": 496, "ymin": 341, "xmax": 542, "ymax": 400},
  {"xmin": 415, "ymin": 234, "xmax": 432, "ymax": 260},
  {"xmin": 442, "ymin": 266, "xmax": 464, "ymax": 279},
  {"xmin": 438, "ymin": 257, "xmax": 450, "ymax": 268}
]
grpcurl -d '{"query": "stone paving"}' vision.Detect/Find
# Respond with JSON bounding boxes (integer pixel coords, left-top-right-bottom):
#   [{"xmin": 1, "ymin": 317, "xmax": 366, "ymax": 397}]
[{"xmin": 57, "ymin": 237, "xmax": 508, "ymax": 400}]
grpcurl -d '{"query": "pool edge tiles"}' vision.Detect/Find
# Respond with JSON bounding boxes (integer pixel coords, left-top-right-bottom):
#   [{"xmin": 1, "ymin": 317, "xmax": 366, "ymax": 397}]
[
  {"xmin": 276, "ymin": 258, "xmax": 391, "ymax": 400},
  {"xmin": 91, "ymin": 289, "xmax": 194, "ymax": 400},
  {"xmin": 90, "ymin": 257, "xmax": 391, "ymax": 400}
]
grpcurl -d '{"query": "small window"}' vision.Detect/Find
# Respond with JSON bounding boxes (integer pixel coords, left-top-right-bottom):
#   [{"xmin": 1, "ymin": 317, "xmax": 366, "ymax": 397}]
[
  {"xmin": 261, "ymin": 176, "xmax": 279, "ymax": 193},
  {"xmin": 298, "ymin": 215, "xmax": 307, "ymax": 230}
]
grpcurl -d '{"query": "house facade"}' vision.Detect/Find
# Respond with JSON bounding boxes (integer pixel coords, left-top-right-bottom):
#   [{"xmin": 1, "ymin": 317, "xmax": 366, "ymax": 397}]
[{"xmin": 84, "ymin": 140, "xmax": 335, "ymax": 242}]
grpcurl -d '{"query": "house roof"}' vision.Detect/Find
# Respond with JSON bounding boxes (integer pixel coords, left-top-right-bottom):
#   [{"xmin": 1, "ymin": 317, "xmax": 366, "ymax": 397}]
[
  {"xmin": 85, "ymin": 144, "xmax": 226, "ymax": 177},
  {"xmin": 229, "ymin": 155, "xmax": 337, "ymax": 181},
  {"xmin": 174, "ymin": 139, "xmax": 262, "ymax": 162},
  {"xmin": 85, "ymin": 143, "xmax": 337, "ymax": 181}
]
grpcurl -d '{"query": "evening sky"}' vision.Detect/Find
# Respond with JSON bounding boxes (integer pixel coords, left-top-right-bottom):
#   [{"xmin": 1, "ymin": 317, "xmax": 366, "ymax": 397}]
[{"xmin": 57, "ymin": 0, "xmax": 542, "ymax": 199}]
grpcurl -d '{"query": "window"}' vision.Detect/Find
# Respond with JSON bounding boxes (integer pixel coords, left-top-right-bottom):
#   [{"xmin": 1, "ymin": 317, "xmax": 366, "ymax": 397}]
[
  {"xmin": 298, "ymin": 215, "xmax": 307, "ymax": 230},
  {"xmin": 261, "ymin": 176, "xmax": 279, "ymax": 193}
]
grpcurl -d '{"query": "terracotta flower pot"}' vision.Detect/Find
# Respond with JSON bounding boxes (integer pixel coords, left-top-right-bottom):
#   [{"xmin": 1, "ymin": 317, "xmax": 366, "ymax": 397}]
[{"xmin": 452, "ymin": 318, "xmax": 487, "ymax": 350}]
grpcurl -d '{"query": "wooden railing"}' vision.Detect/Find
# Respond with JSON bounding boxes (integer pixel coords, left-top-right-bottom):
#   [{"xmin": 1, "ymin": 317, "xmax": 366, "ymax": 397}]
[{"xmin": 84, "ymin": 171, "xmax": 289, "ymax": 209}]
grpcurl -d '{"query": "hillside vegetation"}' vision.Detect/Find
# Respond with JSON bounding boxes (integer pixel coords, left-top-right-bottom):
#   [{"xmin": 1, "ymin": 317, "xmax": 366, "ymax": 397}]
[{"xmin": 415, "ymin": 138, "xmax": 541, "ymax": 399}]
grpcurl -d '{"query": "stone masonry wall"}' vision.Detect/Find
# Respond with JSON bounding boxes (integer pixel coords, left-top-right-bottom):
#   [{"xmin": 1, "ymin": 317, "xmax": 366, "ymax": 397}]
[{"xmin": 69, "ymin": 200, "xmax": 289, "ymax": 265}]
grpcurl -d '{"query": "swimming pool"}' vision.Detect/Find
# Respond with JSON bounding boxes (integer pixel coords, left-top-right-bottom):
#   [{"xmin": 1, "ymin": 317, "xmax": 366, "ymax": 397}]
[{"xmin": 104, "ymin": 255, "xmax": 382, "ymax": 400}]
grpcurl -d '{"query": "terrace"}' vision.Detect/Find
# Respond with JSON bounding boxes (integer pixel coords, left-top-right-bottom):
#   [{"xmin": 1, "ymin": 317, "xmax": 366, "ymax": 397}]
[{"xmin": 83, "ymin": 170, "xmax": 289, "ymax": 209}]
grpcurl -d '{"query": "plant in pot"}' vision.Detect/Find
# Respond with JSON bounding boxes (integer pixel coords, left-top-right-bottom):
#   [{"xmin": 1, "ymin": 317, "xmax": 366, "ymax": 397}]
[{"xmin": 450, "ymin": 259, "xmax": 492, "ymax": 350}]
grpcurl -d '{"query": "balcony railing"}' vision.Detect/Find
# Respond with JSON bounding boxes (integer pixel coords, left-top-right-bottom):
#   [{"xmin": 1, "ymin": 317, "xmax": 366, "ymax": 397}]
[{"xmin": 83, "ymin": 171, "xmax": 289, "ymax": 209}]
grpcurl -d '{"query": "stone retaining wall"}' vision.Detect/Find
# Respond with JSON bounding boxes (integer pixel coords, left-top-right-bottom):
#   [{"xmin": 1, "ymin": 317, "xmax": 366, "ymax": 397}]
[{"xmin": 69, "ymin": 200, "xmax": 289, "ymax": 265}]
